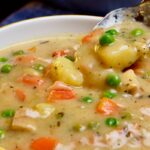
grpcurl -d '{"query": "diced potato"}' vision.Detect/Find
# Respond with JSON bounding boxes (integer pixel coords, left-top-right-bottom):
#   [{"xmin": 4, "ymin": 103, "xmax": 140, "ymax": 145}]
[
  {"xmin": 121, "ymin": 69, "xmax": 140, "ymax": 95},
  {"xmin": 97, "ymin": 39, "xmax": 139, "ymax": 70},
  {"xmin": 0, "ymin": 147, "xmax": 5, "ymax": 150},
  {"xmin": 49, "ymin": 57, "xmax": 83, "ymax": 86},
  {"xmin": 35, "ymin": 103, "xmax": 55, "ymax": 118},
  {"xmin": 12, "ymin": 107, "xmax": 39, "ymax": 132},
  {"xmin": 75, "ymin": 44, "xmax": 108, "ymax": 88}
]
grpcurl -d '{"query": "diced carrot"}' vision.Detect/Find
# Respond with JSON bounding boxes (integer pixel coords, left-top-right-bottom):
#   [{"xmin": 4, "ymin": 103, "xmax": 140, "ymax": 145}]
[
  {"xmin": 15, "ymin": 89, "xmax": 26, "ymax": 102},
  {"xmin": 22, "ymin": 74, "xmax": 44, "ymax": 86},
  {"xmin": 15, "ymin": 55, "xmax": 36, "ymax": 64},
  {"xmin": 82, "ymin": 29, "xmax": 103, "ymax": 43},
  {"xmin": 82, "ymin": 34, "xmax": 93, "ymax": 43},
  {"xmin": 48, "ymin": 89, "xmax": 76, "ymax": 101},
  {"xmin": 97, "ymin": 98, "xmax": 119, "ymax": 115},
  {"xmin": 28, "ymin": 46, "xmax": 37, "ymax": 52},
  {"xmin": 31, "ymin": 137, "xmax": 58, "ymax": 150},
  {"xmin": 52, "ymin": 49, "xmax": 70, "ymax": 57},
  {"xmin": 48, "ymin": 90, "xmax": 75, "ymax": 101},
  {"xmin": 47, "ymin": 81, "xmax": 76, "ymax": 101}
]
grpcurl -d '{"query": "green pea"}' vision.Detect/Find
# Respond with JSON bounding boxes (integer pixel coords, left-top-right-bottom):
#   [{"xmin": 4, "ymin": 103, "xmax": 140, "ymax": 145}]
[
  {"xmin": 105, "ymin": 117, "xmax": 119, "ymax": 127},
  {"xmin": 105, "ymin": 29, "xmax": 118, "ymax": 36},
  {"xmin": 33, "ymin": 64, "xmax": 45, "ymax": 72},
  {"xmin": 81, "ymin": 96, "xmax": 93, "ymax": 103},
  {"xmin": 73, "ymin": 124, "xmax": 86, "ymax": 132},
  {"xmin": 1, "ymin": 64, "xmax": 13, "ymax": 73},
  {"xmin": 13, "ymin": 50, "xmax": 25, "ymax": 56},
  {"xmin": 0, "ymin": 57, "xmax": 8, "ymax": 62},
  {"xmin": 106, "ymin": 73, "xmax": 121, "ymax": 87},
  {"xmin": 0, "ymin": 129, "xmax": 5, "ymax": 139},
  {"xmin": 103, "ymin": 90, "xmax": 117, "ymax": 98},
  {"xmin": 87, "ymin": 121, "xmax": 100, "ymax": 130},
  {"xmin": 65, "ymin": 56, "xmax": 75, "ymax": 62},
  {"xmin": 1, "ymin": 109, "xmax": 15, "ymax": 118},
  {"xmin": 99, "ymin": 33, "xmax": 115, "ymax": 46},
  {"xmin": 131, "ymin": 28, "xmax": 144, "ymax": 36}
]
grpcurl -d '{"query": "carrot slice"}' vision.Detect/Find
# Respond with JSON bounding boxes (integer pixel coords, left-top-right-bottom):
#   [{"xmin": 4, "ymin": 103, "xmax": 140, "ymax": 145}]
[
  {"xmin": 82, "ymin": 34, "xmax": 93, "ymax": 43},
  {"xmin": 52, "ymin": 49, "xmax": 70, "ymax": 57},
  {"xmin": 48, "ymin": 89, "xmax": 76, "ymax": 101},
  {"xmin": 31, "ymin": 137, "xmax": 58, "ymax": 150},
  {"xmin": 28, "ymin": 46, "xmax": 37, "ymax": 52},
  {"xmin": 47, "ymin": 81, "xmax": 76, "ymax": 101},
  {"xmin": 15, "ymin": 55, "xmax": 36, "ymax": 64},
  {"xmin": 97, "ymin": 98, "xmax": 119, "ymax": 115},
  {"xmin": 22, "ymin": 75, "xmax": 44, "ymax": 86},
  {"xmin": 82, "ymin": 29, "xmax": 103, "ymax": 43},
  {"xmin": 15, "ymin": 89, "xmax": 26, "ymax": 102}
]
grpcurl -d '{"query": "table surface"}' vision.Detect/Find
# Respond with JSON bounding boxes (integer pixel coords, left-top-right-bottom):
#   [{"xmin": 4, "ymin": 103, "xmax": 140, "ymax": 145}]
[{"xmin": 0, "ymin": 0, "xmax": 141, "ymax": 26}]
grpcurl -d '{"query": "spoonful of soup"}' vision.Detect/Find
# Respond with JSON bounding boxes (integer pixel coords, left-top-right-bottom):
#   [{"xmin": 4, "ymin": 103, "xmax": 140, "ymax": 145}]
[
  {"xmin": 94, "ymin": 0, "xmax": 150, "ymax": 29},
  {"xmin": 75, "ymin": 0, "xmax": 150, "ymax": 89}
]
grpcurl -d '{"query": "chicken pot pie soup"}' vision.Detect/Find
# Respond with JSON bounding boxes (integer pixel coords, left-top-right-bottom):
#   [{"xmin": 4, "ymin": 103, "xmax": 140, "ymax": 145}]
[{"xmin": 0, "ymin": 20, "xmax": 150, "ymax": 150}]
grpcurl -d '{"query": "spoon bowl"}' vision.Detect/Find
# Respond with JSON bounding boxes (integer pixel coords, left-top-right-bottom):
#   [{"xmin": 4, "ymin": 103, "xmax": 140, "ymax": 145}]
[{"xmin": 94, "ymin": 0, "xmax": 150, "ymax": 29}]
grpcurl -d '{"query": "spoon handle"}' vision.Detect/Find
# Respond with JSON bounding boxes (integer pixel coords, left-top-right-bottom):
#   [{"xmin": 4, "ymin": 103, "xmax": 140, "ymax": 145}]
[{"xmin": 142, "ymin": 0, "xmax": 150, "ymax": 2}]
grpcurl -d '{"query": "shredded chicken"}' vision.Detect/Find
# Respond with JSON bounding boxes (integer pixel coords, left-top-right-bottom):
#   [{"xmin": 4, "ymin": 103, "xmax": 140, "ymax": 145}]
[
  {"xmin": 55, "ymin": 143, "xmax": 75, "ymax": 150},
  {"xmin": 78, "ymin": 122, "xmax": 150, "ymax": 149},
  {"xmin": 106, "ymin": 130, "xmax": 127, "ymax": 149},
  {"xmin": 140, "ymin": 107, "xmax": 150, "ymax": 117}
]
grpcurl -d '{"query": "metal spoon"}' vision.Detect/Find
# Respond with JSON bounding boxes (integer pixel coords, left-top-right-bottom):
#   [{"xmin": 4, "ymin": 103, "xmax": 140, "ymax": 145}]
[{"xmin": 94, "ymin": 0, "xmax": 150, "ymax": 29}]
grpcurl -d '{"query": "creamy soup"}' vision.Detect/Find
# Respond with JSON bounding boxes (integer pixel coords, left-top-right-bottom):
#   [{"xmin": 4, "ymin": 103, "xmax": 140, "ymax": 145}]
[{"xmin": 0, "ymin": 20, "xmax": 150, "ymax": 150}]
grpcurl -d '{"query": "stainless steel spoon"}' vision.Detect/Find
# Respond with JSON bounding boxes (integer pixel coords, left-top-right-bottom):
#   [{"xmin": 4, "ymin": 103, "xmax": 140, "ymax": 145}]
[{"xmin": 94, "ymin": 0, "xmax": 150, "ymax": 29}]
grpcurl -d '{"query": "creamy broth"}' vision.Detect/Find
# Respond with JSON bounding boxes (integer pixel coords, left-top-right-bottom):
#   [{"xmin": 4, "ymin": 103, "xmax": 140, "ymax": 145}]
[{"xmin": 0, "ymin": 21, "xmax": 150, "ymax": 150}]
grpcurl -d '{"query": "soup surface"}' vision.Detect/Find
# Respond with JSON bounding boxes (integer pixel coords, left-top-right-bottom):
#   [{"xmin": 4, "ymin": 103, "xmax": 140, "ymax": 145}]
[{"xmin": 0, "ymin": 20, "xmax": 150, "ymax": 150}]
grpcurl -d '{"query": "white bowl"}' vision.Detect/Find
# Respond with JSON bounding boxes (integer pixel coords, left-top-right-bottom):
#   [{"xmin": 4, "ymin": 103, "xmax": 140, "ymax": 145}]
[{"xmin": 0, "ymin": 15, "xmax": 101, "ymax": 50}]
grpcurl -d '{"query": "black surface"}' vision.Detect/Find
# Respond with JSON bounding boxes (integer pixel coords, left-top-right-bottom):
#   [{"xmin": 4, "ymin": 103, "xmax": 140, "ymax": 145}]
[{"xmin": 0, "ymin": 0, "xmax": 31, "ymax": 21}]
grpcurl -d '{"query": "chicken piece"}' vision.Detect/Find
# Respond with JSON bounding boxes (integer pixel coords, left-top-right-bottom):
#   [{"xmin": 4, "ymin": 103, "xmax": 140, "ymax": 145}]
[
  {"xmin": 12, "ymin": 107, "xmax": 40, "ymax": 132},
  {"xmin": 55, "ymin": 143, "xmax": 75, "ymax": 150},
  {"xmin": 121, "ymin": 69, "xmax": 141, "ymax": 95}
]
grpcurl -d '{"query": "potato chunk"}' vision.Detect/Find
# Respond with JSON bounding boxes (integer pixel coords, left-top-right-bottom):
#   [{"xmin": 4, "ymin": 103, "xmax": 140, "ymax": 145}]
[
  {"xmin": 121, "ymin": 69, "xmax": 141, "ymax": 95},
  {"xmin": 49, "ymin": 57, "xmax": 83, "ymax": 86},
  {"xmin": 35, "ymin": 103, "xmax": 55, "ymax": 118},
  {"xmin": 12, "ymin": 107, "xmax": 39, "ymax": 131},
  {"xmin": 98, "ymin": 39, "xmax": 139, "ymax": 70},
  {"xmin": 0, "ymin": 147, "xmax": 5, "ymax": 150},
  {"xmin": 75, "ymin": 44, "xmax": 114, "ymax": 88}
]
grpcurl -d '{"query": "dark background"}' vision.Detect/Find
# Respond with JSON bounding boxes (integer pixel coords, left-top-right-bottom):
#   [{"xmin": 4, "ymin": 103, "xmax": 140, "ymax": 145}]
[
  {"xmin": 0, "ymin": 0, "xmax": 141, "ymax": 25},
  {"xmin": 0, "ymin": 0, "xmax": 33, "ymax": 22}
]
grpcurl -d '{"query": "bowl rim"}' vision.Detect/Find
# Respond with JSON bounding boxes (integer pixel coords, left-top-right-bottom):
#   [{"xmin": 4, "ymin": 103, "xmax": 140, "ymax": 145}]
[
  {"xmin": 0, "ymin": 15, "xmax": 101, "ymax": 31},
  {"xmin": 0, "ymin": 15, "xmax": 102, "ymax": 50}
]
